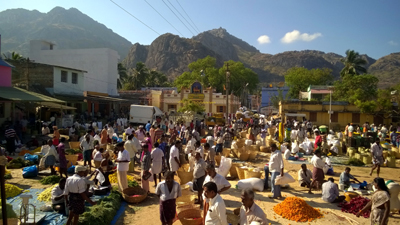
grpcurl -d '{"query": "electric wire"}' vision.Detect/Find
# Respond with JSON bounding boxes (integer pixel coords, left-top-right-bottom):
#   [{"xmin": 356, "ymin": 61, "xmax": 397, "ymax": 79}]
[
  {"xmin": 143, "ymin": 0, "xmax": 184, "ymax": 36},
  {"xmin": 166, "ymin": 0, "xmax": 198, "ymax": 34},
  {"xmin": 161, "ymin": 0, "xmax": 195, "ymax": 36},
  {"xmin": 176, "ymin": 0, "xmax": 201, "ymax": 33},
  {"xmin": 109, "ymin": 0, "xmax": 161, "ymax": 35}
]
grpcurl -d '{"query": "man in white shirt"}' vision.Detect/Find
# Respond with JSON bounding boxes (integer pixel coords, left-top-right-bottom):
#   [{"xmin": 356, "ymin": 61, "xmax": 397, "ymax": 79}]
[
  {"xmin": 107, "ymin": 125, "xmax": 114, "ymax": 143},
  {"xmin": 206, "ymin": 134, "xmax": 214, "ymax": 148},
  {"xmin": 329, "ymin": 144, "xmax": 338, "ymax": 156},
  {"xmin": 298, "ymin": 164, "xmax": 312, "ymax": 188},
  {"xmin": 309, "ymin": 150, "xmax": 325, "ymax": 194},
  {"xmin": 124, "ymin": 134, "xmax": 138, "ymax": 172},
  {"xmin": 168, "ymin": 121, "xmax": 175, "ymax": 134},
  {"xmin": 370, "ymin": 138, "xmax": 384, "ymax": 177},
  {"xmin": 169, "ymin": 141, "xmax": 181, "ymax": 173},
  {"xmin": 151, "ymin": 142, "xmax": 165, "ymax": 186},
  {"xmin": 239, "ymin": 189, "xmax": 268, "ymax": 225},
  {"xmin": 192, "ymin": 129, "xmax": 200, "ymax": 141},
  {"xmin": 51, "ymin": 178, "xmax": 66, "ymax": 214},
  {"xmin": 135, "ymin": 126, "xmax": 146, "ymax": 141},
  {"xmin": 269, "ymin": 143, "xmax": 284, "ymax": 199},
  {"xmin": 322, "ymin": 178, "xmax": 345, "ymax": 203},
  {"xmin": 115, "ymin": 142, "xmax": 130, "ymax": 192},
  {"xmin": 203, "ymin": 182, "xmax": 228, "ymax": 225},
  {"xmin": 64, "ymin": 166, "xmax": 96, "ymax": 224},
  {"xmin": 125, "ymin": 124, "xmax": 134, "ymax": 136},
  {"xmin": 80, "ymin": 135, "xmax": 94, "ymax": 171},
  {"xmin": 185, "ymin": 134, "xmax": 196, "ymax": 154},
  {"xmin": 42, "ymin": 124, "xmax": 50, "ymax": 136}
]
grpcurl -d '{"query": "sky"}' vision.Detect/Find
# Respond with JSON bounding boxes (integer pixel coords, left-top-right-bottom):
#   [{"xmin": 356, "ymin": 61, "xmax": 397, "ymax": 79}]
[{"xmin": 2, "ymin": 0, "xmax": 400, "ymax": 59}]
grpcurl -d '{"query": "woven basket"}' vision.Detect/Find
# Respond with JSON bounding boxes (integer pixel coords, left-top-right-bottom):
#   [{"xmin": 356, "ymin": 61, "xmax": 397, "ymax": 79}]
[
  {"xmin": 236, "ymin": 167, "xmax": 246, "ymax": 180},
  {"xmin": 177, "ymin": 170, "xmax": 194, "ymax": 185},
  {"xmin": 0, "ymin": 218, "xmax": 19, "ymax": 225},
  {"xmin": 65, "ymin": 154, "xmax": 79, "ymax": 165},
  {"xmin": 176, "ymin": 194, "xmax": 196, "ymax": 205},
  {"xmin": 69, "ymin": 141, "xmax": 80, "ymax": 149},
  {"xmin": 178, "ymin": 209, "xmax": 203, "ymax": 225},
  {"xmin": 238, "ymin": 152, "xmax": 249, "ymax": 161},
  {"xmin": 122, "ymin": 187, "xmax": 147, "ymax": 204},
  {"xmin": 177, "ymin": 203, "xmax": 200, "ymax": 213},
  {"xmin": 248, "ymin": 151, "xmax": 257, "ymax": 161},
  {"xmin": 251, "ymin": 145, "xmax": 259, "ymax": 151},
  {"xmin": 244, "ymin": 170, "xmax": 262, "ymax": 179},
  {"xmin": 240, "ymin": 132, "xmax": 247, "ymax": 138},
  {"xmin": 396, "ymin": 152, "xmax": 400, "ymax": 159},
  {"xmin": 383, "ymin": 151, "xmax": 389, "ymax": 159},
  {"xmin": 260, "ymin": 146, "xmax": 271, "ymax": 153},
  {"xmin": 215, "ymin": 155, "xmax": 222, "ymax": 166},
  {"xmin": 229, "ymin": 163, "xmax": 242, "ymax": 178},
  {"xmin": 222, "ymin": 148, "xmax": 231, "ymax": 157}
]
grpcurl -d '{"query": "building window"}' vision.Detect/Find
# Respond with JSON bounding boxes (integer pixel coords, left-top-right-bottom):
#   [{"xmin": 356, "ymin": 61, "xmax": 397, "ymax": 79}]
[
  {"xmin": 0, "ymin": 103, "xmax": 4, "ymax": 118},
  {"xmin": 168, "ymin": 104, "xmax": 176, "ymax": 111},
  {"xmin": 72, "ymin": 73, "xmax": 78, "ymax": 84},
  {"xmin": 61, "ymin": 71, "xmax": 68, "ymax": 83},
  {"xmin": 352, "ymin": 113, "xmax": 360, "ymax": 123},
  {"xmin": 217, "ymin": 106, "xmax": 225, "ymax": 113},
  {"xmin": 331, "ymin": 112, "xmax": 338, "ymax": 123},
  {"xmin": 309, "ymin": 112, "xmax": 317, "ymax": 122}
]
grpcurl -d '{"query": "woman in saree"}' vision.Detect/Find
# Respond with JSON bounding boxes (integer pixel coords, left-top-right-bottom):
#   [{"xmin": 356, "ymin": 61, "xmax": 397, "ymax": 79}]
[
  {"xmin": 141, "ymin": 132, "xmax": 152, "ymax": 161},
  {"xmin": 357, "ymin": 177, "xmax": 390, "ymax": 225}
]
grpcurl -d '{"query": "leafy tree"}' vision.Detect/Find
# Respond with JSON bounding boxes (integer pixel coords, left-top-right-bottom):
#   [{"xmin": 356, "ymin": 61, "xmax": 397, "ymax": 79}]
[
  {"xmin": 270, "ymin": 89, "xmax": 287, "ymax": 109},
  {"xmin": 144, "ymin": 70, "xmax": 170, "ymax": 87},
  {"xmin": 178, "ymin": 99, "xmax": 205, "ymax": 114},
  {"xmin": 2, "ymin": 51, "xmax": 25, "ymax": 61},
  {"xmin": 332, "ymin": 74, "xmax": 379, "ymax": 113},
  {"xmin": 220, "ymin": 60, "xmax": 259, "ymax": 96},
  {"xmin": 117, "ymin": 63, "xmax": 128, "ymax": 89},
  {"xmin": 119, "ymin": 62, "xmax": 169, "ymax": 90},
  {"xmin": 174, "ymin": 56, "xmax": 259, "ymax": 95},
  {"xmin": 284, "ymin": 67, "xmax": 334, "ymax": 99},
  {"xmin": 340, "ymin": 49, "xmax": 367, "ymax": 77},
  {"xmin": 174, "ymin": 56, "xmax": 221, "ymax": 91}
]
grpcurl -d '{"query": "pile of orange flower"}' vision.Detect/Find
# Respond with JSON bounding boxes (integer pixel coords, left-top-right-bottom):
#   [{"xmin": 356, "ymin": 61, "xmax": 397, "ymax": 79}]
[{"xmin": 273, "ymin": 197, "xmax": 323, "ymax": 222}]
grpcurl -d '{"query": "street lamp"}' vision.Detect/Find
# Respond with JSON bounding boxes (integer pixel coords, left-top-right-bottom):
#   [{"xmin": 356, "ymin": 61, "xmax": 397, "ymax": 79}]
[{"xmin": 225, "ymin": 63, "xmax": 230, "ymax": 121}]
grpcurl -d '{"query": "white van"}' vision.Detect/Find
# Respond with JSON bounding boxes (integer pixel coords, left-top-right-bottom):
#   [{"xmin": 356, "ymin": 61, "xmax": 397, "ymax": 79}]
[{"xmin": 129, "ymin": 105, "xmax": 164, "ymax": 125}]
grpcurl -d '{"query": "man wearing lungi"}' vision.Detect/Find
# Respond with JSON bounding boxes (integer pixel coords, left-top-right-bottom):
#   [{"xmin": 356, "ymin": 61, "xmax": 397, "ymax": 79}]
[{"xmin": 64, "ymin": 166, "xmax": 96, "ymax": 225}]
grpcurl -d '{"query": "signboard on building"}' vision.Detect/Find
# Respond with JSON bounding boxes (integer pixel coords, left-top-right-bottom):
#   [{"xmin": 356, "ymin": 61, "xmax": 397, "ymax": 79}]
[
  {"xmin": 188, "ymin": 93, "xmax": 205, "ymax": 100},
  {"xmin": 191, "ymin": 82, "xmax": 202, "ymax": 93}
]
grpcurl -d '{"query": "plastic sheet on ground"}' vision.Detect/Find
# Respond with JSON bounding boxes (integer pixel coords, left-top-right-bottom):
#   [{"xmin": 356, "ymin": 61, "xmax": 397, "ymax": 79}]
[{"xmin": 6, "ymin": 188, "xmax": 124, "ymax": 225}]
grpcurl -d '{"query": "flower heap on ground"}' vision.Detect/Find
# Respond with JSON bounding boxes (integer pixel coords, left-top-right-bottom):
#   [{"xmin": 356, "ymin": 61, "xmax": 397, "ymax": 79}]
[
  {"xmin": 2, "ymin": 184, "xmax": 22, "ymax": 199},
  {"xmin": 273, "ymin": 197, "xmax": 323, "ymax": 222}
]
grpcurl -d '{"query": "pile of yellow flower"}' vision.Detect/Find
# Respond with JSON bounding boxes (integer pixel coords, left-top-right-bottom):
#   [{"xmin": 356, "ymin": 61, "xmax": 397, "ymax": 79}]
[
  {"xmin": 2, "ymin": 184, "xmax": 22, "ymax": 198},
  {"xmin": 38, "ymin": 184, "xmax": 58, "ymax": 202},
  {"xmin": 273, "ymin": 197, "xmax": 323, "ymax": 222},
  {"xmin": 108, "ymin": 173, "xmax": 136, "ymax": 184}
]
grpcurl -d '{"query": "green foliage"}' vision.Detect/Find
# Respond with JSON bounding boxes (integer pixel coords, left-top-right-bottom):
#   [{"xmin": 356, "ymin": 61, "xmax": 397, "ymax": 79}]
[
  {"xmin": 78, "ymin": 190, "xmax": 122, "ymax": 225},
  {"xmin": 4, "ymin": 173, "xmax": 12, "ymax": 179},
  {"xmin": 120, "ymin": 62, "xmax": 170, "ymax": 90},
  {"xmin": 270, "ymin": 89, "xmax": 287, "ymax": 109},
  {"xmin": 117, "ymin": 63, "xmax": 128, "ymax": 89},
  {"xmin": 346, "ymin": 158, "xmax": 365, "ymax": 166},
  {"xmin": 332, "ymin": 74, "xmax": 379, "ymax": 113},
  {"xmin": 340, "ymin": 49, "xmax": 367, "ymax": 77},
  {"xmin": 174, "ymin": 56, "xmax": 259, "ymax": 95},
  {"xmin": 128, "ymin": 180, "xmax": 139, "ymax": 187},
  {"xmin": 40, "ymin": 175, "xmax": 61, "ymax": 185},
  {"xmin": 284, "ymin": 67, "xmax": 333, "ymax": 99},
  {"xmin": 2, "ymin": 51, "xmax": 25, "ymax": 61},
  {"xmin": 0, "ymin": 203, "xmax": 18, "ymax": 219},
  {"xmin": 178, "ymin": 99, "xmax": 205, "ymax": 114}
]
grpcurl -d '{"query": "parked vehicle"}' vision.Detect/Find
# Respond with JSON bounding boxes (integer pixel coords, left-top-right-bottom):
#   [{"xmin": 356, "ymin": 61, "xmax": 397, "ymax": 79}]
[{"xmin": 129, "ymin": 105, "xmax": 164, "ymax": 125}]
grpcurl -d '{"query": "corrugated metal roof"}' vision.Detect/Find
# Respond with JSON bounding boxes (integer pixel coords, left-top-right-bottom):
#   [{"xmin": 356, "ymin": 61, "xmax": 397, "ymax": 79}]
[
  {"xmin": 0, "ymin": 87, "xmax": 64, "ymax": 103},
  {"xmin": 0, "ymin": 58, "xmax": 14, "ymax": 68}
]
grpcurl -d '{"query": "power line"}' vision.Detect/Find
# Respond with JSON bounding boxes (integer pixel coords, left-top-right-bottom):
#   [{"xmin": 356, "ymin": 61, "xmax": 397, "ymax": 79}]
[
  {"xmin": 161, "ymin": 0, "xmax": 195, "ymax": 36},
  {"xmin": 109, "ymin": 0, "xmax": 161, "ymax": 35},
  {"xmin": 166, "ymin": 0, "xmax": 198, "ymax": 34},
  {"xmin": 143, "ymin": 0, "xmax": 184, "ymax": 36},
  {"xmin": 175, "ymin": 0, "xmax": 201, "ymax": 33}
]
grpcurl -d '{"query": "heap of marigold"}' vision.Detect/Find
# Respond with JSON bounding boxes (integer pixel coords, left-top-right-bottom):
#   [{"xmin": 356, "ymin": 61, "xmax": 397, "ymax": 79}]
[{"xmin": 273, "ymin": 197, "xmax": 323, "ymax": 222}]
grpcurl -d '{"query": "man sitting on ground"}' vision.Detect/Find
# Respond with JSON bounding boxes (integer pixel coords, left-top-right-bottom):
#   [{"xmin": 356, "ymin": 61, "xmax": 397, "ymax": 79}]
[
  {"xmin": 298, "ymin": 164, "xmax": 312, "ymax": 188},
  {"xmin": 51, "ymin": 178, "xmax": 66, "ymax": 214},
  {"xmin": 322, "ymin": 178, "xmax": 345, "ymax": 203},
  {"xmin": 329, "ymin": 144, "xmax": 338, "ymax": 156},
  {"xmin": 339, "ymin": 167, "xmax": 360, "ymax": 188}
]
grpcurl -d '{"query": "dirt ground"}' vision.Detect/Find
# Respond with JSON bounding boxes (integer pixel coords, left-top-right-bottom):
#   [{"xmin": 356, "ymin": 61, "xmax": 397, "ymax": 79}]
[{"xmin": 5, "ymin": 142, "xmax": 400, "ymax": 225}]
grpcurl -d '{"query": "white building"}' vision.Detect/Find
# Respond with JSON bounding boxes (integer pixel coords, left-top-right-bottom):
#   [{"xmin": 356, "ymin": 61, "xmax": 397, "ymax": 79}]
[{"xmin": 29, "ymin": 40, "xmax": 120, "ymax": 96}]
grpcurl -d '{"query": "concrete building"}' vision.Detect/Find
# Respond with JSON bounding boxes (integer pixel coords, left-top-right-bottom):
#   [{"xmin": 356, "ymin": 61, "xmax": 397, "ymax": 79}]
[
  {"xmin": 149, "ymin": 82, "xmax": 240, "ymax": 116},
  {"xmin": 299, "ymin": 85, "xmax": 333, "ymax": 101},
  {"xmin": 279, "ymin": 100, "xmax": 391, "ymax": 131},
  {"xmin": 29, "ymin": 40, "xmax": 119, "ymax": 96},
  {"xmin": 261, "ymin": 86, "xmax": 289, "ymax": 107}
]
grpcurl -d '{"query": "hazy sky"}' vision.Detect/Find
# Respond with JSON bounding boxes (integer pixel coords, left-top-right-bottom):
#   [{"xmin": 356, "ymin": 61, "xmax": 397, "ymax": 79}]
[{"xmin": 2, "ymin": 0, "xmax": 400, "ymax": 58}]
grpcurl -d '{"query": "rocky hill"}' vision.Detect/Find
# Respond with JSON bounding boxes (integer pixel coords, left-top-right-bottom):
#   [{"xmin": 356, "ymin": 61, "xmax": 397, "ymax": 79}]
[
  {"xmin": 369, "ymin": 53, "xmax": 400, "ymax": 88},
  {"xmin": 0, "ymin": 7, "xmax": 132, "ymax": 58},
  {"xmin": 124, "ymin": 28, "xmax": 396, "ymax": 85}
]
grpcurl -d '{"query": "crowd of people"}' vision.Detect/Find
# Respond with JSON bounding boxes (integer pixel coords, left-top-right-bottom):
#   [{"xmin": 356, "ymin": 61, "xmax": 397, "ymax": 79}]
[{"xmin": 2, "ymin": 114, "xmax": 398, "ymax": 225}]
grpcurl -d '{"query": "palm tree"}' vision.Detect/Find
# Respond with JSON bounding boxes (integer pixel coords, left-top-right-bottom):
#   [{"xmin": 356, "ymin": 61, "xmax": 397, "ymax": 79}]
[
  {"xmin": 117, "ymin": 63, "xmax": 128, "ymax": 89},
  {"xmin": 131, "ymin": 62, "xmax": 149, "ymax": 90},
  {"xmin": 2, "ymin": 51, "xmax": 25, "ymax": 61},
  {"xmin": 340, "ymin": 50, "xmax": 367, "ymax": 77}
]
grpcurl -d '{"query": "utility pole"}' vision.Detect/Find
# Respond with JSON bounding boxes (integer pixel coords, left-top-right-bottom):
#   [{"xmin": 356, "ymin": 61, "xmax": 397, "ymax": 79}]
[{"xmin": 225, "ymin": 63, "xmax": 230, "ymax": 121}]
